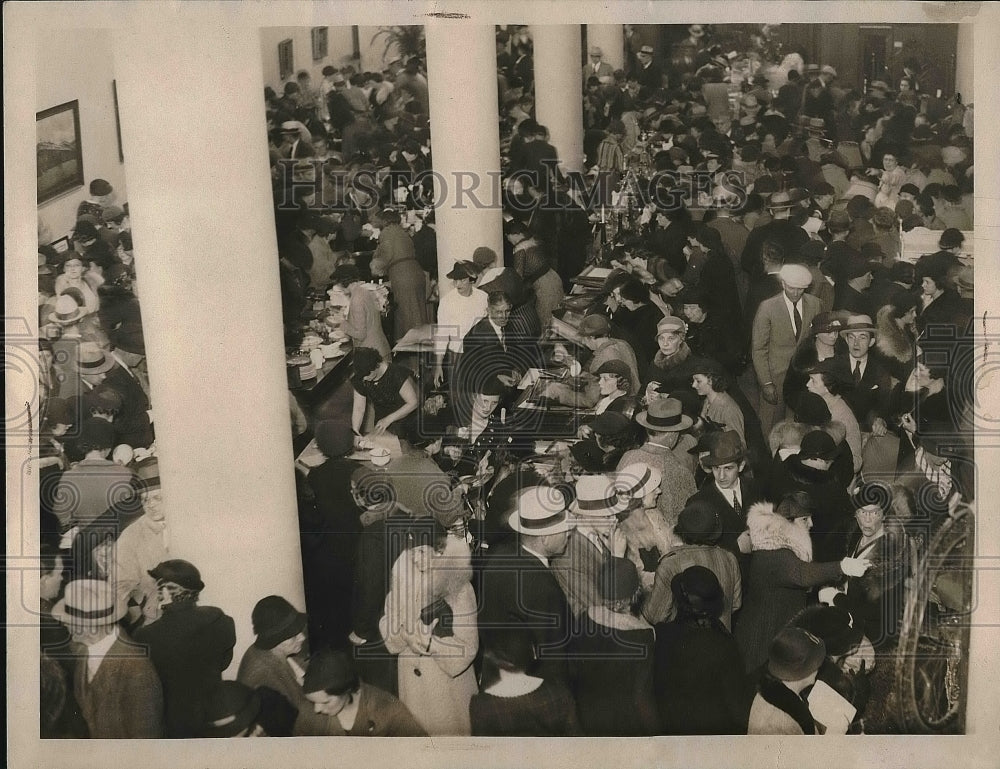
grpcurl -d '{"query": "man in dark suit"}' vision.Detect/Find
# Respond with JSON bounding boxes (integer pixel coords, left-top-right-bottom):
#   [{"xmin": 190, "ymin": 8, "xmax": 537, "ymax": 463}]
[
  {"xmin": 751, "ymin": 263, "xmax": 822, "ymax": 439},
  {"xmin": 104, "ymin": 348, "xmax": 154, "ymax": 448},
  {"xmin": 687, "ymin": 431, "xmax": 762, "ymax": 573},
  {"xmin": 478, "ymin": 487, "xmax": 574, "ymax": 682},
  {"xmin": 457, "ymin": 290, "xmax": 541, "ymax": 396},
  {"xmin": 634, "ymin": 44, "xmax": 663, "ymax": 90},
  {"xmin": 836, "ymin": 314, "xmax": 897, "ymax": 477}
]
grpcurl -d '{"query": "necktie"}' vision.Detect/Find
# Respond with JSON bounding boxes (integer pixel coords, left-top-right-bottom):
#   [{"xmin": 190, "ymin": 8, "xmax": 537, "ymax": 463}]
[
  {"xmin": 792, "ymin": 302, "xmax": 802, "ymax": 340},
  {"xmin": 732, "ymin": 492, "xmax": 742, "ymax": 517},
  {"xmin": 499, "ymin": 329, "xmax": 506, "ymax": 352},
  {"xmin": 853, "ymin": 359, "xmax": 862, "ymax": 384}
]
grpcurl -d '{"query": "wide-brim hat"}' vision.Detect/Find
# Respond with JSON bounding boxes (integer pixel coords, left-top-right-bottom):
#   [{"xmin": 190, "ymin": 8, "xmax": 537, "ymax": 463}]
[
  {"xmin": 203, "ymin": 681, "xmax": 262, "ymax": 737},
  {"xmin": 701, "ymin": 429, "xmax": 745, "ymax": 467},
  {"xmin": 840, "ymin": 313, "xmax": 876, "ymax": 334},
  {"xmin": 768, "ymin": 627, "xmax": 827, "ymax": 681},
  {"xmin": 49, "ymin": 293, "xmax": 86, "ymax": 325},
  {"xmin": 251, "ymin": 595, "xmax": 307, "ymax": 650},
  {"xmin": 614, "ymin": 462, "xmax": 662, "ymax": 499},
  {"xmin": 446, "ymin": 260, "xmax": 478, "ymax": 281},
  {"xmin": 636, "ymin": 398, "xmax": 693, "ymax": 432},
  {"xmin": 569, "ymin": 473, "xmax": 629, "ymax": 517},
  {"xmin": 810, "ymin": 311, "xmax": 847, "ymax": 335},
  {"xmin": 51, "ymin": 579, "xmax": 127, "ymax": 629},
  {"xmin": 76, "ymin": 342, "xmax": 115, "ymax": 375},
  {"xmin": 509, "ymin": 486, "xmax": 573, "ymax": 535},
  {"xmin": 639, "ymin": 45, "xmax": 655, "ymax": 55}
]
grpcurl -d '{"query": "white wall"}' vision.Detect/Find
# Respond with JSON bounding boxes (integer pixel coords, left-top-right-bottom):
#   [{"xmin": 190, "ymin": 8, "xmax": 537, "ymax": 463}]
[
  {"xmin": 260, "ymin": 25, "xmax": 357, "ymax": 93},
  {"xmin": 36, "ymin": 29, "xmax": 127, "ymax": 244}
]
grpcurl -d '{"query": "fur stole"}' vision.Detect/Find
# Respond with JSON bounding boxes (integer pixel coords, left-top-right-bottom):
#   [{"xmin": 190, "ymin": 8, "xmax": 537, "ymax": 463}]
[
  {"xmin": 651, "ymin": 342, "xmax": 692, "ymax": 371},
  {"xmin": 875, "ymin": 306, "xmax": 915, "ymax": 364},
  {"xmin": 747, "ymin": 501, "xmax": 814, "ymax": 562}
]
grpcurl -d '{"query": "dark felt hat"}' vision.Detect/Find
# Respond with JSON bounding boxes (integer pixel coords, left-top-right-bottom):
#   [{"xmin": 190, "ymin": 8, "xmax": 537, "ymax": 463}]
[
  {"xmin": 793, "ymin": 392, "xmax": 832, "ymax": 426},
  {"xmin": 768, "ymin": 626, "xmax": 827, "ymax": 681},
  {"xmin": 589, "ymin": 410, "xmax": 631, "ymax": 436},
  {"xmin": 670, "ymin": 565, "xmax": 725, "ymax": 619},
  {"xmin": 791, "ymin": 604, "xmax": 865, "ymax": 657},
  {"xmin": 203, "ymin": 681, "xmax": 261, "ymax": 737},
  {"xmin": 701, "ymin": 430, "xmax": 745, "ymax": 467},
  {"xmin": 446, "ymin": 260, "xmax": 479, "ymax": 281},
  {"xmin": 89, "ymin": 179, "xmax": 114, "ymax": 197},
  {"xmin": 799, "ymin": 430, "xmax": 837, "ymax": 461},
  {"xmin": 302, "ymin": 648, "xmax": 359, "ymax": 696},
  {"xmin": 251, "ymin": 595, "xmax": 307, "ymax": 650},
  {"xmin": 148, "ymin": 559, "xmax": 205, "ymax": 591},
  {"xmin": 674, "ymin": 499, "xmax": 722, "ymax": 544},
  {"xmin": 599, "ymin": 556, "xmax": 640, "ymax": 602}
]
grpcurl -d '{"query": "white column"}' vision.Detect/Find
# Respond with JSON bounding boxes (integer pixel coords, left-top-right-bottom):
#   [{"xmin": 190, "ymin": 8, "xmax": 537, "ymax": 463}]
[
  {"xmin": 586, "ymin": 24, "xmax": 625, "ymax": 71},
  {"xmin": 112, "ymin": 22, "xmax": 305, "ymax": 668},
  {"xmin": 954, "ymin": 22, "xmax": 974, "ymax": 103},
  {"xmin": 425, "ymin": 23, "xmax": 504, "ymax": 295},
  {"xmin": 533, "ymin": 25, "xmax": 586, "ymax": 174}
]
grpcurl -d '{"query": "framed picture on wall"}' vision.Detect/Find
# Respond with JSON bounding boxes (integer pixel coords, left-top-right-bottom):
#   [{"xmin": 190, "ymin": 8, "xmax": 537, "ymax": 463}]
[
  {"xmin": 278, "ymin": 38, "xmax": 294, "ymax": 80},
  {"xmin": 312, "ymin": 27, "xmax": 328, "ymax": 61},
  {"xmin": 36, "ymin": 99, "xmax": 84, "ymax": 204}
]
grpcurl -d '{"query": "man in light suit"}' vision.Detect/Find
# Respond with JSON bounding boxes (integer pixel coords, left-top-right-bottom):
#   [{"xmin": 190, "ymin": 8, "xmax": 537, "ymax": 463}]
[
  {"xmin": 582, "ymin": 46, "xmax": 615, "ymax": 86},
  {"xmin": 752, "ymin": 263, "xmax": 821, "ymax": 438}
]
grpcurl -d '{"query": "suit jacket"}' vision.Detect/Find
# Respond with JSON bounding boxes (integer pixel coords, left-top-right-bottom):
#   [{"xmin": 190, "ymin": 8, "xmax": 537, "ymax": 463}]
[
  {"xmin": 479, "ymin": 541, "xmax": 572, "ymax": 680},
  {"xmin": 752, "ymin": 293, "xmax": 821, "ymax": 387},
  {"xmin": 835, "ymin": 353, "xmax": 892, "ymax": 431},
  {"xmin": 583, "ymin": 61, "xmax": 615, "ymax": 85},
  {"xmin": 104, "ymin": 363, "xmax": 154, "ymax": 448},
  {"xmin": 72, "ymin": 635, "xmax": 165, "ymax": 738},
  {"xmin": 549, "ymin": 529, "xmax": 610, "ymax": 617},
  {"xmin": 688, "ymin": 475, "xmax": 763, "ymax": 562}
]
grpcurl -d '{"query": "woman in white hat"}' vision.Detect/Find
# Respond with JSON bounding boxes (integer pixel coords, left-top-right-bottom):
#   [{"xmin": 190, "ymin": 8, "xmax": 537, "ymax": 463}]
[{"xmin": 613, "ymin": 462, "xmax": 672, "ymax": 590}]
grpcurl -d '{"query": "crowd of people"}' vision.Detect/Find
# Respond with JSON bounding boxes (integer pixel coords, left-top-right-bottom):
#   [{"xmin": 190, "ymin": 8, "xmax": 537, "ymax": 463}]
[{"xmin": 37, "ymin": 23, "xmax": 976, "ymax": 739}]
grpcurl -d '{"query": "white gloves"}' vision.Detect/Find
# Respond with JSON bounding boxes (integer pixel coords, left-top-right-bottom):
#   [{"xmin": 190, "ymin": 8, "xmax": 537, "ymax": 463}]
[{"xmin": 840, "ymin": 557, "xmax": 871, "ymax": 578}]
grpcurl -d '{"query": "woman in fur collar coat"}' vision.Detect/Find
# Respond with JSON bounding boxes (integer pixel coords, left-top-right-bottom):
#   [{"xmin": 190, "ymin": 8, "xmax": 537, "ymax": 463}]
[
  {"xmin": 873, "ymin": 296, "xmax": 918, "ymax": 385},
  {"xmin": 380, "ymin": 524, "xmax": 479, "ymax": 736},
  {"xmin": 734, "ymin": 493, "xmax": 869, "ymax": 673}
]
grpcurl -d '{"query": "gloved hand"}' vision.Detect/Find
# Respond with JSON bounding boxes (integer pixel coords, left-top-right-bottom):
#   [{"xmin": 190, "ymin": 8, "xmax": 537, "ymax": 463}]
[
  {"xmin": 638, "ymin": 547, "xmax": 661, "ymax": 572},
  {"xmin": 840, "ymin": 557, "xmax": 871, "ymax": 578}
]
